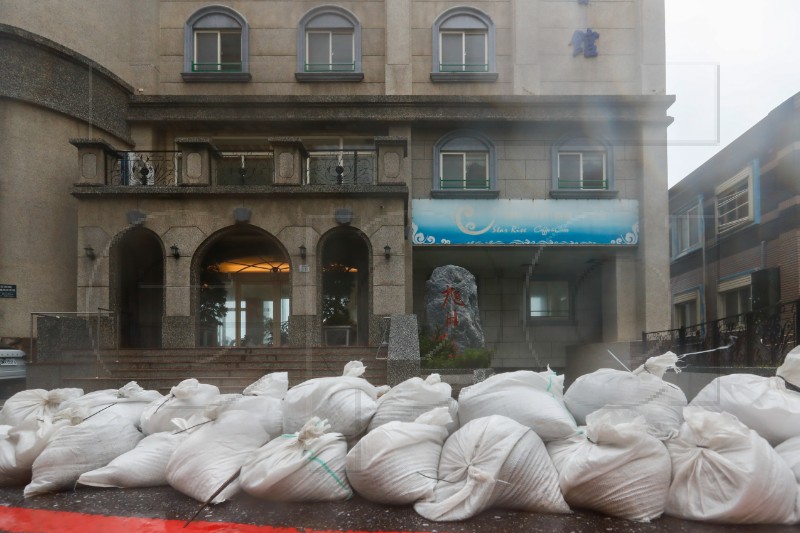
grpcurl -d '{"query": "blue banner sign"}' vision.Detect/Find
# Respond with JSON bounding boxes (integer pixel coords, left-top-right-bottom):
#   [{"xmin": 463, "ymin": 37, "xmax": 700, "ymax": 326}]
[{"xmin": 412, "ymin": 199, "xmax": 639, "ymax": 245}]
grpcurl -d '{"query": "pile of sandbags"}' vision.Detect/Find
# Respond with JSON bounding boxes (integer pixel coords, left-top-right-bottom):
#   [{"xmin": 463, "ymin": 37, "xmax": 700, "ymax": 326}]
[
  {"xmin": 414, "ymin": 415, "xmax": 570, "ymax": 521},
  {"xmin": 564, "ymin": 352, "xmax": 687, "ymax": 439},
  {"xmin": 547, "ymin": 409, "xmax": 671, "ymax": 522},
  {"xmin": 458, "ymin": 369, "xmax": 577, "ymax": 442},
  {"xmin": 60, "ymin": 381, "xmax": 162, "ymax": 429},
  {"xmin": 666, "ymin": 407, "xmax": 798, "ymax": 524},
  {"xmin": 140, "ymin": 379, "xmax": 220, "ymax": 435},
  {"xmin": 0, "ymin": 388, "xmax": 83, "ymax": 426},
  {"xmin": 240, "ymin": 417, "xmax": 351, "ymax": 502},
  {"xmin": 347, "ymin": 407, "xmax": 451, "ymax": 504},
  {"xmin": 283, "ymin": 361, "xmax": 378, "ymax": 445},
  {"xmin": 368, "ymin": 374, "xmax": 458, "ymax": 434}
]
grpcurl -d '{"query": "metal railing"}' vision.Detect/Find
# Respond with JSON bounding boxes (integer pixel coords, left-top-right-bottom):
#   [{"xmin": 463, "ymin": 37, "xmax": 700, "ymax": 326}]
[
  {"xmin": 557, "ymin": 178, "xmax": 608, "ymax": 190},
  {"xmin": 192, "ymin": 62, "xmax": 243, "ymax": 72},
  {"xmin": 306, "ymin": 151, "xmax": 376, "ymax": 185},
  {"xmin": 439, "ymin": 63, "xmax": 489, "ymax": 72},
  {"xmin": 439, "ymin": 178, "xmax": 491, "ymax": 190},
  {"xmin": 642, "ymin": 299, "xmax": 799, "ymax": 367},
  {"xmin": 109, "ymin": 151, "xmax": 180, "ymax": 187},
  {"xmin": 215, "ymin": 153, "xmax": 274, "ymax": 186},
  {"xmin": 304, "ymin": 62, "xmax": 355, "ymax": 72}
]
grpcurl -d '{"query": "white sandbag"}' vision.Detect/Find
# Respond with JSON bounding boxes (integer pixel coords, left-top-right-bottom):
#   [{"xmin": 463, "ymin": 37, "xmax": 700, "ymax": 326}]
[
  {"xmin": 414, "ymin": 415, "xmax": 570, "ymax": 521},
  {"xmin": 205, "ymin": 394, "xmax": 282, "ymax": 438},
  {"xmin": 283, "ymin": 361, "xmax": 377, "ymax": 445},
  {"xmin": 242, "ymin": 372, "xmax": 289, "ymax": 399},
  {"xmin": 776, "ymin": 435, "xmax": 800, "ymax": 484},
  {"xmin": 690, "ymin": 373, "xmax": 800, "ymax": 446},
  {"xmin": 0, "ymin": 416, "xmax": 72, "ymax": 487},
  {"xmin": 25, "ymin": 413, "xmax": 143, "ymax": 497},
  {"xmin": 347, "ymin": 407, "xmax": 451, "ymax": 505},
  {"xmin": 547, "ymin": 409, "xmax": 671, "ymax": 522},
  {"xmin": 666, "ymin": 406, "xmax": 798, "ymax": 524},
  {"xmin": 166, "ymin": 409, "xmax": 269, "ymax": 504},
  {"xmin": 368, "ymin": 375, "xmax": 458, "ymax": 434},
  {"xmin": 60, "ymin": 382, "xmax": 162, "ymax": 429},
  {"xmin": 0, "ymin": 388, "xmax": 83, "ymax": 426},
  {"xmin": 777, "ymin": 344, "xmax": 800, "ymax": 388},
  {"xmin": 564, "ymin": 352, "xmax": 687, "ymax": 439},
  {"xmin": 240, "ymin": 417, "xmax": 351, "ymax": 502},
  {"xmin": 140, "ymin": 378, "xmax": 219, "ymax": 435},
  {"xmin": 457, "ymin": 369, "xmax": 577, "ymax": 442},
  {"xmin": 77, "ymin": 415, "xmax": 204, "ymax": 489}
]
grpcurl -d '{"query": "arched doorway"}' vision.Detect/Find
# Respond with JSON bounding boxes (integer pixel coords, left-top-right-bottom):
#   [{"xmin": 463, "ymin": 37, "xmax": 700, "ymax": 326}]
[
  {"xmin": 320, "ymin": 229, "xmax": 370, "ymax": 346},
  {"xmin": 197, "ymin": 227, "xmax": 291, "ymax": 347},
  {"xmin": 114, "ymin": 228, "xmax": 164, "ymax": 348}
]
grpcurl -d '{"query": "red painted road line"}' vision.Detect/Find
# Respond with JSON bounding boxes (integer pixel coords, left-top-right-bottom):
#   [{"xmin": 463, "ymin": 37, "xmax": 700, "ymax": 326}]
[{"xmin": 0, "ymin": 507, "xmax": 422, "ymax": 533}]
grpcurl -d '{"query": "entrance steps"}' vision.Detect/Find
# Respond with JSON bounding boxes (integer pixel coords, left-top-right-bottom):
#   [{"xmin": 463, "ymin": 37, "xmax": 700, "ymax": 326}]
[{"xmin": 50, "ymin": 346, "xmax": 388, "ymax": 394}]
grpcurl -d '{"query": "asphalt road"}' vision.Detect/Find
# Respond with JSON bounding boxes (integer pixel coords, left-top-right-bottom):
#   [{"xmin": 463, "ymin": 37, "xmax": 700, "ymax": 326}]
[{"xmin": 0, "ymin": 486, "xmax": 794, "ymax": 533}]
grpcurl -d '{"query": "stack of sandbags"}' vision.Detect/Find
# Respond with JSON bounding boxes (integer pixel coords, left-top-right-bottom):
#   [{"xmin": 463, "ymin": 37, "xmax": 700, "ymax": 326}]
[
  {"xmin": 204, "ymin": 373, "xmax": 288, "ymax": 437},
  {"xmin": 166, "ymin": 409, "xmax": 269, "ymax": 504},
  {"xmin": 240, "ymin": 417, "xmax": 352, "ymax": 502},
  {"xmin": 564, "ymin": 352, "xmax": 687, "ymax": 439},
  {"xmin": 0, "ymin": 416, "xmax": 71, "ymax": 486},
  {"xmin": 666, "ymin": 406, "xmax": 798, "ymax": 524},
  {"xmin": 24, "ymin": 410, "xmax": 143, "ymax": 497},
  {"xmin": 776, "ymin": 435, "xmax": 800, "ymax": 484},
  {"xmin": 0, "ymin": 388, "xmax": 83, "ymax": 426},
  {"xmin": 77, "ymin": 415, "xmax": 205, "ymax": 489},
  {"xmin": 140, "ymin": 378, "xmax": 220, "ymax": 435},
  {"xmin": 458, "ymin": 369, "xmax": 577, "ymax": 442},
  {"xmin": 414, "ymin": 415, "xmax": 570, "ymax": 521},
  {"xmin": 368, "ymin": 374, "xmax": 458, "ymax": 434},
  {"xmin": 59, "ymin": 381, "xmax": 162, "ymax": 429},
  {"xmin": 547, "ymin": 409, "xmax": 671, "ymax": 522},
  {"xmin": 347, "ymin": 407, "xmax": 451, "ymax": 504},
  {"xmin": 283, "ymin": 361, "xmax": 378, "ymax": 446}
]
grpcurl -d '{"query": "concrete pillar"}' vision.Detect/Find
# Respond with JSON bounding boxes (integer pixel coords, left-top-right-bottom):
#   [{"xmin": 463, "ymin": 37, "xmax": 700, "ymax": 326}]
[
  {"xmin": 175, "ymin": 138, "xmax": 219, "ymax": 186},
  {"xmin": 640, "ymin": 0, "xmax": 667, "ymax": 95},
  {"xmin": 375, "ymin": 136, "xmax": 409, "ymax": 185},
  {"xmin": 69, "ymin": 139, "xmax": 119, "ymax": 186},
  {"xmin": 269, "ymin": 138, "xmax": 308, "ymax": 186},
  {"xmin": 602, "ymin": 252, "xmax": 639, "ymax": 341},
  {"xmin": 512, "ymin": 0, "xmax": 541, "ymax": 95},
  {"xmin": 385, "ymin": 0, "xmax": 412, "ymax": 95}
]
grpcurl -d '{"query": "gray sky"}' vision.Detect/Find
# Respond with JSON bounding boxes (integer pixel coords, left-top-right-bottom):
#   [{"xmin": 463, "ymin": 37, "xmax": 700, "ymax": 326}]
[{"xmin": 666, "ymin": 0, "xmax": 800, "ymax": 186}]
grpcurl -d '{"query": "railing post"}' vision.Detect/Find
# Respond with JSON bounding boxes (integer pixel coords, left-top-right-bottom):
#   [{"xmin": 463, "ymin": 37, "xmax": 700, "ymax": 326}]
[
  {"xmin": 69, "ymin": 139, "xmax": 121, "ymax": 186},
  {"xmin": 269, "ymin": 138, "xmax": 308, "ymax": 186},
  {"xmin": 745, "ymin": 311, "xmax": 755, "ymax": 366},
  {"xmin": 375, "ymin": 136, "xmax": 409, "ymax": 185},
  {"xmin": 175, "ymin": 138, "xmax": 219, "ymax": 186},
  {"xmin": 678, "ymin": 326, "xmax": 686, "ymax": 355}
]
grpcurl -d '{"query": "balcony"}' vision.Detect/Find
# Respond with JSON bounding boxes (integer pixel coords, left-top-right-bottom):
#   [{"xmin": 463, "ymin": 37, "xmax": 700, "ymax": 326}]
[{"xmin": 70, "ymin": 137, "xmax": 406, "ymax": 192}]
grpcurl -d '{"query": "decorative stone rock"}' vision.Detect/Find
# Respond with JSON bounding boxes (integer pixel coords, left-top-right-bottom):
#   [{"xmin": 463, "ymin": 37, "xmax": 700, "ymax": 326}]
[{"xmin": 424, "ymin": 265, "xmax": 484, "ymax": 351}]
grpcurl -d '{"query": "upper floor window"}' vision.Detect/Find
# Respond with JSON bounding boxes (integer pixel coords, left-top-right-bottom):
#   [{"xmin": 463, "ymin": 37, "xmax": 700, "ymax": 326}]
[
  {"xmin": 717, "ymin": 274, "xmax": 751, "ymax": 323},
  {"xmin": 431, "ymin": 7, "xmax": 498, "ymax": 82},
  {"xmin": 183, "ymin": 6, "xmax": 250, "ymax": 82},
  {"xmin": 297, "ymin": 6, "xmax": 363, "ymax": 82},
  {"xmin": 550, "ymin": 136, "xmax": 616, "ymax": 198},
  {"xmin": 673, "ymin": 289, "xmax": 700, "ymax": 329},
  {"xmin": 716, "ymin": 165, "xmax": 755, "ymax": 235},
  {"xmin": 671, "ymin": 199, "xmax": 703, "ymax": 259},
  {"xmin": 432, "ymin": 131, "xmax": 497, "ymax": 197}
]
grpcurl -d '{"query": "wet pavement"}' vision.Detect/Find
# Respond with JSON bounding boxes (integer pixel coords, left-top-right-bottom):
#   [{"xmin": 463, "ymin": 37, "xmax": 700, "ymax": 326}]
[{"xmin": 0, "ymin": 486, "xmax": 794, "ymax": 533}]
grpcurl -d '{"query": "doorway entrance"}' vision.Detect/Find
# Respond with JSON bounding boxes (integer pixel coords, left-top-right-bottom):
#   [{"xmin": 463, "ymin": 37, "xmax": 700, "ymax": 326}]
[
  {"xmin": 320, "ymin": 229, "xmax": 370, "ymax": 346},
  {"xmin": 115, "ymin": 228, "xmax": 164, "ymax": 348},
  {"xmin": 198, "ymin": 229, "xmax": 290, "ymax": 347}
]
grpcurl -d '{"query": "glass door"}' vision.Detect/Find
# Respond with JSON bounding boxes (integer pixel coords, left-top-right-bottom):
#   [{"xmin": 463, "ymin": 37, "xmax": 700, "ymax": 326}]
[{"xmin": 218, "ymin": 277, "xmax": 290, "ymax": 347}]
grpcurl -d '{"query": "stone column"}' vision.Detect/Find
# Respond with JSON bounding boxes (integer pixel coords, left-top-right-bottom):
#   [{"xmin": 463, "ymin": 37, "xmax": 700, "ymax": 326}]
[
  {"xmin": 175, "ymin": 138, "xmax": 220, "ymax": 186},
  {"xmin": 69, "ymin": 139, "xmax": 119, "ymax": 186},
  {"xmin": 269, "ymin": 138, "xmax": 308, "ymax": 186},
  {"xmin": 512, "ymin": 0, "xmax": 541, "ymax": 95},
  {"xmin": 385, "ymin": 0, "xmax": 412, "ymax": 95},
  {"xmin": 601, "ymin": 252, "xmax": 639, "ymax": 342},
  {"xmin": 375, "ymin": 137, "xmax": 409, "ymax": 185}
]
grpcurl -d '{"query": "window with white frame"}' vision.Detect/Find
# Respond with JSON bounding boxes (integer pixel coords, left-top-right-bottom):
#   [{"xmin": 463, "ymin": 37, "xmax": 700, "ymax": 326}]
[
  {"xmin": 551, "ymin": 136, "xmax": 615, "ymax": 197},
  {"xmin": 183, "ymin": 6, "xmax": 250, "ymax": 81},
  {"xmin": 717, "ymin": 275, "xmax": 751, "ymax": 321},
  {"xmin": 671, "ymin": 201, "xmax": 703, "ymax": 258},
  {"xmin": 716, "ymin": 166, "xmax": 754, "ymax": 234},
  {"xmin": 431, "ymin": 7, "xmax": 497, "ymax": 81},
  {"xmin": 433, "ymin": 131, "xmax": 495, "ymax": 192},
  {"xmin": 528, "ymin": 281, "xmax": 570, "ymax": 319},
  {"xmin": 673, "ymin": 290, "xmax": 699, "ymax": 329},
  {"xmin": 297, "ymin": 6, "xmax": 362, "ymax": 81}
]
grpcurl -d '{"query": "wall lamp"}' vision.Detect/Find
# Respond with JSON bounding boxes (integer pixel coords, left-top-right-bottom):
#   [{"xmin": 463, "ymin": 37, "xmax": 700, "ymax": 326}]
[
  {"xmin": 170, "ymin": 244, "xmax": 180, "ymax": 260},
  {"xmin": 84, "ymin": 246, "xmax": 96, "ymax": 260},
  {"xmin": 384, "ymin": 244, "xmax": 391, "ymax": 259},
  {"xmin": 299, "ymin": 245, "xmax": 307, "ymax": 261}
]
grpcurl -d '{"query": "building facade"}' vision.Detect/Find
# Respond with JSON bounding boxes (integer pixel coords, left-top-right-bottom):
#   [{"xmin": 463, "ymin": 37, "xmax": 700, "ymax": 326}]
[
  {"xmin": 0, "ymin": 0, "xmax": 671, "ymax": 371},
  {"xmin": 669, "ymin": 92, "xmax": 800, "ymax": 330}
]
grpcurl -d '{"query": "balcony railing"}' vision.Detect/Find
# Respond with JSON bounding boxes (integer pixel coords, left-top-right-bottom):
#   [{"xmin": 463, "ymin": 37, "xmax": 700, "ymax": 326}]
[
  {"xmin": 557, "ymin": 178, "xmax": 608, "ymax": 190},
  {"xmin": 192, "ymin": 62, "xmax": 243, "ymax": 72},
  {"xmin": 215, "ymin": 153, "xmax": 274, "ymax": 186},
  {"xmin": 439, "ymin": 178, "xmax": 491, "ymax": 190},
  {"xmin": 109, "ymin": 151, "xmax": 180, "ymax": 187},
  {"xmin": 439, "ymin": 63, "xmax": 489, "ymax": 72},
  {"xmin": 304, "ymin": 62, "xmax": 355, "ymax": 72},
  {"xmin": 642, "ymin": 299, "xmax": 799, "ymax": 368},
  {"xmin": 306, "ymin": 151, "xmax": 376, "ymax": 185}
]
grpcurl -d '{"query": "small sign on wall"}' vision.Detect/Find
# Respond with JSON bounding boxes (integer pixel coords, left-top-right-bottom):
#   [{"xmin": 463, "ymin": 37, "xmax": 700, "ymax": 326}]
[{"xmin": 0, "ymin": 285, "xmax": 16, "ymax": 298}]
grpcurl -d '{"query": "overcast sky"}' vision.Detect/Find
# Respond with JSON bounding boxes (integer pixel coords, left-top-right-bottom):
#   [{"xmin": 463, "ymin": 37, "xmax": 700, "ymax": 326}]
[{"xmin": 665, "ymin": 0, "xmax": 800, "ymax": 186}]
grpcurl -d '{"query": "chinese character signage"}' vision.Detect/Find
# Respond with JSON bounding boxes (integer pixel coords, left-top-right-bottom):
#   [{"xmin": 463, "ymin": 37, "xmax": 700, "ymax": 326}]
[{"xmin": 411, "ymin": 199, "xmax": 639, "ymax": 245}]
